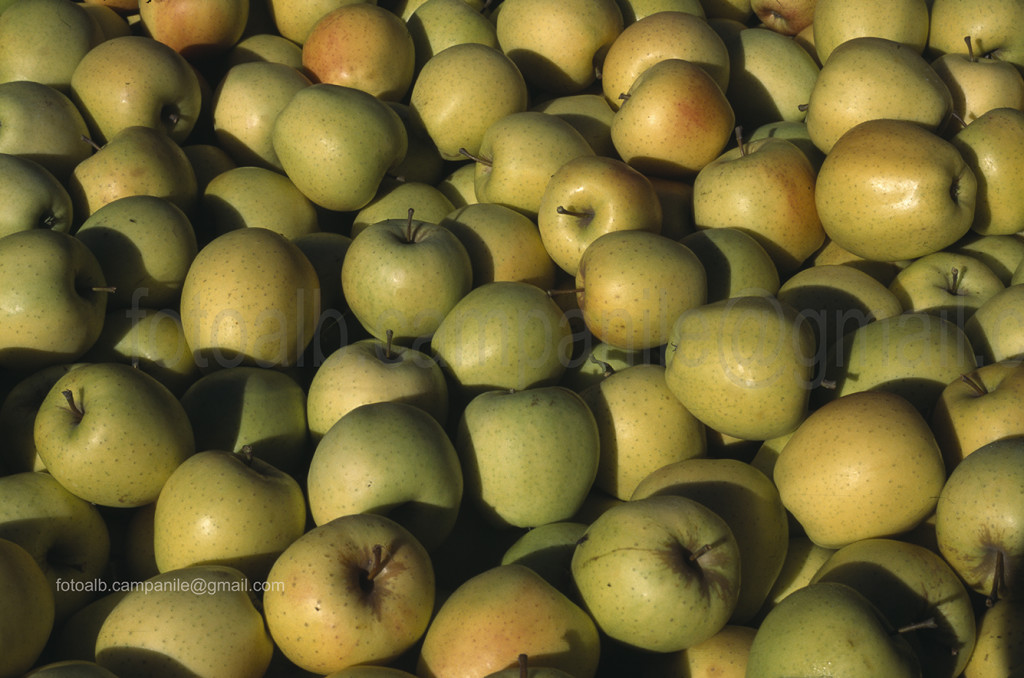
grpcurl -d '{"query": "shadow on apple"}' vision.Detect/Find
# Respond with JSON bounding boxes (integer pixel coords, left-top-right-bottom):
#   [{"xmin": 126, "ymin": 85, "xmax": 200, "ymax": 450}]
[
  {"xmin": 94, "ymin": 647, "xmax": 203, "ymax": 678},
  {"xmin": 503, "ymin": 50, "xmax": 581, "ymax": 97}
]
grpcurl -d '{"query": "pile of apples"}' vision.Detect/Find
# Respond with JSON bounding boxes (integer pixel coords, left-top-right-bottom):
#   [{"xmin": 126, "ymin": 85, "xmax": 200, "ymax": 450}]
[{"xmin": 3, "ymin": 0, "xmax": 1024, "ymax": 675}]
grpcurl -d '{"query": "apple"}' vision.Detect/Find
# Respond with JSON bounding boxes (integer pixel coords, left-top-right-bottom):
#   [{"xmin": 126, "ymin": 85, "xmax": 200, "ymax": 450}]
[
  {"xmin": 69, "ymin": 34, "xmax": 202, "ymax": 145},
  {"xmin": 350, "ymin": 179, "xmax": 455, "ymax": 237},
  {"xmin": 494, "ymin": 0, "xmax": 623, "ymax": 94},
  {"xmin": 0, "ymin": 153, "xmax": 74, "ymax": 238},
  {"xmin": 560, "ymin": 340, "xmax": 649, "ymax": 392},
  {"xmin": 225, "ymin": 32, "xmax": 304, "ymax": 69},
  {"xmin": 815, "ymin": 118, "xmax": 975, "ymax": 262},
  {"xmin": 302, "ymin": 3, "xmax": 415, "ymax": 101},
  {"xmin": 811, "ymin": 0, "xmax": 930, "ymax": 65},
  {"xmin": 571, "ymin": 494, "xmax": 742, "ymax": 652},
  {"xmin": 531, "ymin": 93, "xmax": 617, "ymax": 158},
  {"xmin": 804, "ymin": 36, "xmax": 953, "ymax": 154},
  {"xmin": 931, "ymin": 360, "xmax": 1024, "ymax": 470},
  {"xmin": 95, "ymin": 565, "xmax": 274, "ymax": 678},
  {"xmin": 0, "ymin": 363, "xmax": 84, "ymax": 475},
  {"xmin": 138, "ymin": 0, "xmax": 249, "ymax": 61},
  {"xmin": 417, "ymin": 563, "xmax": 601, "ymax": 678},
  {"xmin": 152, "ymin": 448, "xmax": 307, "ymax": 581},
  {"xmin": 933, "ymin": 37, "xmax": 1024, "ymax": 128},
  {"xmin": 963, "ymin": 283, "xmax": 1024, "ymax": 364},
  {"xmin": 33, "ymin": 361, "xmax": 196, "ymax": 508},
  {"xmin": 306, "ymin": 401, "xmax": 462, "ymax": 550},
  {"xmin": 456, "ymin": 386, "xmax": 600, "ymax": 528},
  {"xmin": 928, "ymin": 0, "xmax": 1024, "ymax": 70},
  {"xmin": 200, "ymin": 165, "xmax": 320, "ymax": 240},
  {"xmin": 500, "ymin": 521, "xmax": 588, "ymax": 597},
  {"xmin": 0, "ymin": 0, "xmax": 103, "ymax": 93},
  {"xmin": 750, "ymin": 0, "xmax": 814, "ymax": 35},
  {"xmin": 0, "ymin": 229, "xmax": 107, "ymax": 373},
  {"xmin": 935, "ymin": 436, "xmax": 1024, "ymax": 604},
  {"xmin": 22, "ymin": 661, "xmax": 118, "ymax": 678},
  {"xmin": 271, "ymin": 82, "xmax": 408, "ymax": 213},
  {"xmin": 0, "ymin": 537, "xmax": 54, "ymax": 678},
  {"xmin": 179, "ymin": 227, "xmax": 320, "ymax": 369},
  {"xmin": 951, "ymin": 106, "xmax": 1024, "ymax": 236},
  {"xmin": 430, "ymin": 280, "xmax": 574, "ymax": 400},
  {"xmin": 752, "ymin": 535, "xmax": 835, "ymax": 623},
  {"xmin": 665, "ymin": 295, "xmax": 817, "ymax": 441},
  {"xmin": 406, "ymin": 0, "xmax": 500, "ymax": 74},
  {"xmin": 888, "ymin": 250, "xmax": 1004, "ymax": 323},
  {"xmin": 575, "ymin": 229, "xmax": 708, "ymax": 350},
  {"xmin": 615, "ymin": 0, "xmax": 706, "ymax": 23},
  {"xmin": 264, "ymin": 513, "xmax": 436, "ymax": 674},
  {"xmin": 961, "ymin": 597, "xmax": 1024, "ymax": 677},
  {"xmin": 745, "ymin": 582, "xmax": 921, "ymax": 678},
  {"xmin": 265, "ymin": 0, "xmax": 369, "ymax": 44},
  {"xmin": 409, "ymin": 42, "xmax": 529, "ymax": 162},
  {"xmin": 0, "ymin": 80, "xmax": 93, "ymax": 182},
  {"xmin": 678, "ymin": 227, "xmax": 780, "ymax": 302},
  {"xmin": 774, "ymin": 390, "xmax": 947, "ymax": 549}
]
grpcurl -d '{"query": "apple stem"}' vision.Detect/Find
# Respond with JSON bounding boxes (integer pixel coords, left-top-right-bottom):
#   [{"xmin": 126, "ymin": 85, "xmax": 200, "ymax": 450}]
[
  {"xmin": 364, "ymin": 544, "xmax": 386, "ymax": 584},
  {"xmin": 61, "ymin": 389, "xmax": 84, "ymax": 422},
  {"xmin": 403, "ymin": 208, "xmax": 420, "ymax": 243},
  {"xmin": 518, "ymin": 654, "xmax": 528, "ymax": 678},
  {"xmin": 949, "ymin": 110, "xmax": 968, "ymax": 130},
  {"xmin": 987, "ymin": 549, "xmax": 1005, "ymax": 607},
  {"xmin": 618, "ymin": 92, "xmax": 631, "ymax": 103},
  {"xmin": 818, "ymin": 378, "xmax": 837, "ymax": 390},
  {"xmin": 80, "ymin": 134, "xmax": 101, "ymax": 152},
  {"xmin": 546, "ymin": 288, "xmax": 583, "ymax": 297},
  {"xmin": 734, "ymin": 126, "xmax": 746, "ymax": 156},
  {"xmin": 797, "ymin": 103, "xmax": 809, "ymax": 112},
  {"xmin": 965, "ymin": 35, "xmax": 977, "ymax": 62},
  {"xmin": 458, "ymin": 148, "xmax": 492, "ymax": 167},
  {"xmin": 959, "ymin": 372, "xmax": 987, "ymax": 396},
  {"xmin": 590, "ymin": 354, "xmax": 615, "ymax": 377},
  {"xmin": 385, "ymin": 329, "xmax": 395, "ymax": 360},
  {"xmin": 949, "ymin": 267, "xmax": 962, "ymax": 295},
  {"xmin": 689, "ymin": 543, "xmax": 714, "ymax": 562},
  {"xmin": 235, "ymin": 445, "xmax": 254, "ymax": 466},
  {"xmin": 556, "ymin": 205, "xmax": 590, "ymax": 219},
  {"xmin": 896, "ymin": 617, "xmax": 938, "ymax": 634},
  {"xmin": 92, "ymin": 286, "xmax": 117, "ymax": 293}
]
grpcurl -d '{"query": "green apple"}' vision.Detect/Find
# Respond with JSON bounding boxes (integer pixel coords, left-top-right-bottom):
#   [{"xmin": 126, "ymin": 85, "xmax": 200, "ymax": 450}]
[
  {"xmin": 182, "ymin": 142, "xmax": 236, "ymax": 198},
  {"xmin": 0, "ymin": 153, "xmax": 74, "ymax": 237},
  {"xmin": 75, "ymin": 194, "xmax": 198, "ymax": 310},
  {"xmin": 579, "ymin": 363, "xmax": 706, "ymax": 501},
  {"xmin": 456, "ymin": 386, "xmax": 600, "ymax": 528},
  {"xmin": 665, "ymin": 295, "xmax": 816, "ymax": 441},
  {"xmin": 306, "ymin": 336, "xmax": 448, "ymax": 441},
  {"xmin": 0, "ymin": 537, "xmax": 54, "ymax": 678},
  {"xmin": 575, "ymin": 229, "xmax": 707, "ymax": 350},
  {"xmin": 307, "ymin": 400, "xmax": 462, "ymax": 550},
  {"xmin": 815, "ymin": 118, "xmax": 975, "ymax": 262},
  {"xmin": 80, "ymin": 2, "xmax": 131, "ymax": 40},
  {"xmin": 264, "ymin": 513, "xmax": 436, "ymax": 674},
  {"xmin": 200, "ymin": 165, "xmax": 320, "ymax": 240},
  {"xmin": 95, "ymin": 565, "xmax": 274, "ymax": 678},
  {"xmin": 179, "ymin": 227, "xmax": 320, "ymax": 369},
  {"xmin": 928, "ymin": 0, "xmax": 1024, "ymax": 70},
  {"xmin": 952, "ymin": 233, "xmax": 1024, "ymax": 285},
  {"xmin": 748, "ymin": 119, "xmax": 826, "ymax": 171},
  {"xmin": 600, "ymin": 9, "xmax": 730, "ymax": 107},
  {"xmin": 951, "ymin": 107, "xmax": 1024, "ymax": 236},
  {"xmin": 933, "ymin": 37, "xmax": 1024, "ymax": 128},
  {"xmin": 468, "ymin": 110, "xmax": 595, "ymax": 219},
  {"xmin": 417, "ymin": 563, "xmax": 600, "ymax": 678},
  {"xmin": 138, "ymin": 0, "xmax": 249, "ymax": 61},
  {"xmin": 678, "ymin": 227, "xmax": 780, "ymax": 302},
  {"xmin": 180, "ymin": 365, "xmax": 309, "ymax": 477},
  {"xmin": 0, "ymin": 363, "xmax": 84, "ymax": 475},
  {"xmin": 33, "ymin": 361, "xmax": 195, "ymax": 507},
  {"xmin": 494, "ymin": 0, "xmax": 623, "ymax": 94},
  {"xmin": 961, "ymin": 597, "xmax": 1024, "ymax": 677},
  {"xmin": 888, "ymin": 250, "xmax": 1004, "ymax": 322},
  {"xmin": 265, "ymin": 0, "xmax": 368, "ymax": 44},
  {"xmin": 537, "ymin": 154, "xmax": 662, "ymax": 276},
  {"xmin": 23, "ymin": 661, "xmax": 118, "ymax": 678},
  {"xmin": 225, "ymin": 32, "xmax": 304, "ymax": 69},
  {"xmin": 611, "ymin": 57, "xmax": 735, "ymax": 180},
  {"xmin": 301, "ymin": 3, "xmax": 415, "ymax": 101},
  {"xmin": 272, "ymin": 82, "xmax": 408, "ymax": 212},
  {"xmin": 409, "ymin": 42, "xmax": 528, "ymax": 162},
  {"xmin": 341, "ymin": 212, "xmax": 472, "ymax": 345},
  {"xmin": 82, "ymin": 307, "xmax": 199, "ymax": 398},
  {"xmin": 560, "ymin": 340, "xmax": 649, "ymax": 392},
  {"xmin": 349, "ymin": 179, "xmax": 455, "ymax": 237},
  {"xmin": 774, "ymin": 390, "xmax": 947, "ymax": 549},
  {"xmin": 749, "ymin": 0, "xmax": 813, "ymax": 34},
  {"xmin": 407, "ymin": 0, "xmax": 499, "ymax": 73},
  {"xmin": 430, "ymin": 281, "xmax": 573, "ymax": 399},
  {"xmin": 211, "ymin": 60, "xmax": 312, "ymax": 171},
  {"xmin": 385, "ymin": 101, "xmax": 447, "ymax": 185},
  {"xmin": 530, "ymin": 92, "xmax": 617, "ymax": 158},
  {"xmin": 631, "ymin": 457, "xmax": 789, "ymax": 624},
  {"xmin": 0, "ymin": 80, "xmax": 93, "ymax": 182},
  {"xmin": 745, "ymin": 581, "xmax": 921, "ymax": 678},
  {"xmin": 46, "ymin": 590, "xmax": 128, "ymax": 664},
  {"xmin": 964, "ymin": 283, "xmax": 1024, "ymax": 364},
  {"xmin": 664, "ymin": 624, "xmax": 757, "ymax": 678},
  {"xmin": 67, "ymin": 124, "xmax": 199, "ymax": 225},
  {"xmin": 153, "ymin": 448, "xmax": 306, "ymax": 581},
  {"xmin": 693, "ymin": 136, "xmax": 825, "ymax": 276},
  {"xmin": 776, "ymin": 263, "xmax": 903, "ymax": 355},
  {"xmin": 615, "ymin": 0, "xmax": 706, "ymax": 23},
  {"xmin": 804, "ymin": 36, "xmax": 953, "ymax": 154},
  {"xmin": 571, "ymin": 494, "xmax": 742, "ymax": 652},
  {"xmin": 500, "ymin": 521, "xmax": 588, "ymax": 597},
  {"xmin": 819, "ymin": 311, "xmax": 979, "ymax": 415},
  {"xmin": 752, "ymin": 535, "xmax": 835, "ymax": 623},
  {"xmin": 436, "ymin": 161, "xmax": 480, "ymax": 208},
  {"xmin": 810, "ymin": 537, "xmax": 978, "ymax": 678},
  {"xmin": 69, "ymin": 35, "xmax": 202, "ymax": 145},
  {"xmin": 719, "ymin": 26, "xmax": 820, "ymax": 128},
  {"xmin": 0, "ymin": 0, "xmax": 103, "ymax": 93},
  {"xmin": 0, "ymin": 229, "xmax": 107, "ymax": 373},
  {"xmin": 932, "ymin": 360, "xmax": 1024, "ymax": 470},
  {"xmin": 440, "ymin": 202, "xmax": 558, "ymax": 290},
  {"xmin": 811, "ymin": 0, "xmax": 930, "ymax": 65},
  {"xmin": 481, "ymin": 654, "xmax": 575, "ymax": 678},
  {"xmin": 0, "ymin": 471, "xmax": 109, "ymax": 622},
  {"xmin": 292, "ymin": 230, "xmax": 350, "ymax": 317},
  {"xmin": 935, "ymin": 437, "xmax": 1024, "ymax": 604}
]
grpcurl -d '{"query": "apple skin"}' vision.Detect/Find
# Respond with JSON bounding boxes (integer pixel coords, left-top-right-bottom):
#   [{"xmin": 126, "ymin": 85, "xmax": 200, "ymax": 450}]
[
  {"xmin": 0, "ymin": 80, "xmax": 93, "ymax": 182},
  {"xmin": 138, "ymin": 0, "xmax": 249, "ymax": 61},
  {"xmin": 887, "ymin": 250, "xmax": 1004, "ymax": 322},
  {"xmin": 571, "ymin": 494, "xmax": 741, "ymax": 652},
  {"xmin": 0, "ymin": 537, "xmax": 54, "ymax": 678},
  {"xmin": 0, "ymin": 153, "xmax": 74, "ymax": 238},
  {"xmin": 964, "ymin": 283, "xmax": 1024, "ymax": 364},
  {"xmin": 264, "ymin": 513, "xmax": 436, "ymax": 675}
]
